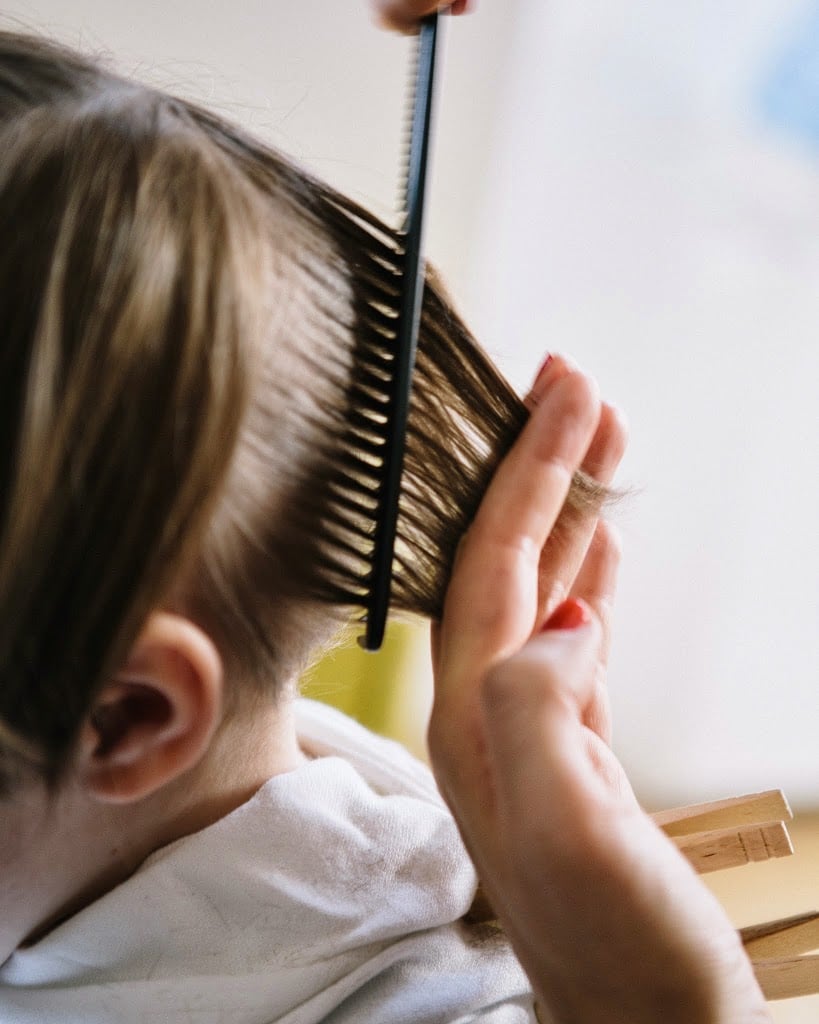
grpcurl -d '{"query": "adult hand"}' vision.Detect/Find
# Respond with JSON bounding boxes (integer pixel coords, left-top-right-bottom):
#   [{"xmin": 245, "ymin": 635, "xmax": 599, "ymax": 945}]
[
  {"xmin": 428, "ymin": 357, "xmax": 771, "ymax": 1024},
  {"xmin": 373, "ymin": 0, "xmax": 472, "ymax": 34}
]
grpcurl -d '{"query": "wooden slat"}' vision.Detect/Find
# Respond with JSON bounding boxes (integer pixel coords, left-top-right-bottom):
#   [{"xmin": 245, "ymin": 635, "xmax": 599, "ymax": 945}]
[
  {"xmin": 652, "ymin": 790, "xmax": 791, "ymax": 838},
  {"xmin": 741, "ymin": 912, "xmax": 819, "ymax": 958},
  {"xmin": 753, "ymin": 954, "xmax": 819, "ymax": 1001},
  {"xmin": 674, "ymin": 821, "xmax": 792, "ymax": 874}
]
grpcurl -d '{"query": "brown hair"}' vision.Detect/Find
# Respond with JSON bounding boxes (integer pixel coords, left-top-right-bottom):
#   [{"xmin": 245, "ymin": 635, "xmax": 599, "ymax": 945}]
[{"xmin": 0, "ymin": 31, "xmax": 606, "ymax": 790}]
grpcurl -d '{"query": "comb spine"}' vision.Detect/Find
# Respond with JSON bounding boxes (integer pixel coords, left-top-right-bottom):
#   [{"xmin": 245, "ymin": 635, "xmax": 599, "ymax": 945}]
[{"xmin": 363, "ymin": 13, "xmax": 440, "ymax": 650}]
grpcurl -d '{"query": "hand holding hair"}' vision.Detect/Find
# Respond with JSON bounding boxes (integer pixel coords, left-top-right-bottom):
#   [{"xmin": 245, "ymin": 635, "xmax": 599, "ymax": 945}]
[
  {"xmin": 428, "ymin": 359, "xmax": 772, "ymax": 1023},
  {"xmin": 373, "ymin": 0, "xmax": 473, "ymax": 33}
]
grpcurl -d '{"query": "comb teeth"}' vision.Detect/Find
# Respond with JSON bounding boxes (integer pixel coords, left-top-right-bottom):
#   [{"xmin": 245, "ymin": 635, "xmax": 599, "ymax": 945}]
[
  {"xmin": 396, "ymin": 40, "xmax": 422, "ymax": 224},
  {"xmin": 357, "ymin": 13, "xmax": 440, "ymax": 650}
]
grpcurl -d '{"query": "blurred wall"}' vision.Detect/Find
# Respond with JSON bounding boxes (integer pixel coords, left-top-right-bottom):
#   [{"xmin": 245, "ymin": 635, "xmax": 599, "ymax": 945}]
[
  {"xmin": 3, "ymin": 0, "xmax": 817, "ymax": 807},
  {"xmin": 0, "ymin": 0, "xmax": 516, "ymax": 287},
  {"xmin": 466, "ymin": 0, "xmax": 819, "ymax": 806}
]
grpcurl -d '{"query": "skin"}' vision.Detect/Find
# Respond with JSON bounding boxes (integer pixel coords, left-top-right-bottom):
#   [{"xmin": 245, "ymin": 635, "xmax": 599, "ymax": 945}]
[
  {"xmin": 428, "ymin": 357, "xmax": 772, "ymax": 1023},
  {"xmin": 0, "ymin": 613, "xmax": 307, "ymax": 965},
  {"xmin": 0, "ymin": 351, "xmax": 770, "ymax": 1018},
  {"xmin": 372, "ymin": 0, "xmax": 473, "ymax": 34}
]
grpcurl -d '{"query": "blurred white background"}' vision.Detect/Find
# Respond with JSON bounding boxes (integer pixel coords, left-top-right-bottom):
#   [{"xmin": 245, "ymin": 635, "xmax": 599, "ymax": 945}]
[{"xmin": 3, "ymin": 0, "xmax": 817, "ymax": 808}]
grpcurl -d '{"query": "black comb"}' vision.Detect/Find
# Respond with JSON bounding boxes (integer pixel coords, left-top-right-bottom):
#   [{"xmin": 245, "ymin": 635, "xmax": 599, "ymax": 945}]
[{"xmin": 361, "ymin": 13, "xmax": 441, "ymax": 651}]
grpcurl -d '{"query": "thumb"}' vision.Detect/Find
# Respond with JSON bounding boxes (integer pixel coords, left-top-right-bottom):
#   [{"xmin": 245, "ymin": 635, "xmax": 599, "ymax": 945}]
[
  {"xmin": 479, "ymin": 599, "xmax": 603, "ymax": 818},
  {"xmin": 482, "ymin": 598, "xmax": 601, "ymax": 723}
]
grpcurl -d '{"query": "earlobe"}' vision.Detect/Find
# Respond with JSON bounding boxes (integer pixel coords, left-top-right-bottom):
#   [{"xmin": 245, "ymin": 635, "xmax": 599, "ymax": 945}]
[{"xmin": 79, "ymin": 613, "xmax": 224, "ymax": 804}]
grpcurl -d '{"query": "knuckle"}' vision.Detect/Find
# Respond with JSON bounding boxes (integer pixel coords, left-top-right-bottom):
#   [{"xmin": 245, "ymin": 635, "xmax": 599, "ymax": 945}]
[
  {"xmin": 480, "ymin": 652, "xmax": 547, "ymax": 718},
  {"xmin": 603, "ymin": 402, "xmax": 630, "ymax": 453},
  {"xmin": 539, "ymin": 576, "xmax": 568, "ymax": 620},
  {"xmin": 560, "ymin": 365, "xmax": 601, "ymax": 415},
  {"xmin": 465, "ymin": 529, "xmax": 543, "ymax": 590},
  {"xmin": 597, "ymin": 519, "xmax": 623, "ymax": 561},
  {"xmin": 480, "ymin": 660, "xmax": 521, "ymax": 714}
]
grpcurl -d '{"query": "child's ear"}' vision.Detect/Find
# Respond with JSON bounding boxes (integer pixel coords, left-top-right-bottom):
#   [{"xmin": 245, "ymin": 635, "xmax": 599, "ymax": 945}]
[{"xmin": 78, "ymin": 612, "xmax": 223, "ymax": 804}]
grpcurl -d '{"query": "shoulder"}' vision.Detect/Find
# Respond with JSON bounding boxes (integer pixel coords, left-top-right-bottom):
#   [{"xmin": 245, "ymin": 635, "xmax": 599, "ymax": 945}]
[{"xmin": 295, "ymin": 696, "xmax": 442, "ymax": 804}]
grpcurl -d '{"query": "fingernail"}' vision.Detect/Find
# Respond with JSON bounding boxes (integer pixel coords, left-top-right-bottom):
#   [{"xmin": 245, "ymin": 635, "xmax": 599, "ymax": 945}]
[
  {"xmin": 541, "ymin": 598, "xmax": 591, "ymax": 632},
  {"xmin": 528, "ymin": 353, "xmax": 554, "ymax": 404}
]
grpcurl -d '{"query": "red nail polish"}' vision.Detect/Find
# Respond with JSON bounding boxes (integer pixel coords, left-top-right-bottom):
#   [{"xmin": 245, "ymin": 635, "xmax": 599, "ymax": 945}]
[
  {"xmin": 527, "ymin": 354, "xmax": 554, "ymax": 406},
  {"xmin": 533, "ymin": 353, "xmax": 553, "ymax": 386},
  {"xmin": 541, "ymin": 598, "xmax": 591, "ymax": 631}
]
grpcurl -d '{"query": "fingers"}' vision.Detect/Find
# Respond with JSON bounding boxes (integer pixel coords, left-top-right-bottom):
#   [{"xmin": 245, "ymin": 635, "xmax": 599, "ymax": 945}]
[
  {"xmin": 430, "ymin": 365, "xmax": 601, "ymax": 820},
  {"xmin": 373, "ymin": 0, "xmax": 472, "ymax": 33},
  {"xmin": 582, "ymin": 402, "xmax": 628, "ymax": 481},
  {"xmin": 569, "ymin": 518, "xmax": 622, "ymax": 668},
  {"xmin": 438, "ymin": 367, "xmax": 601, "ymax": 683},
  {"xmin": 535, "ymin": 399, "xmax": 627, "ymax": 624},
  {"xmin": 560, "ymin": 520, "xmax": 622, "ymax": 745}
]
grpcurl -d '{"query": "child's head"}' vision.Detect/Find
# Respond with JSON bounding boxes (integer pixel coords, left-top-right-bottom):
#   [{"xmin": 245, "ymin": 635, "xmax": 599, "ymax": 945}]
[
  {"xmin": 0, "ymin": 29, "xmax": 541, "ymax": 792},
  {"xmin": 0, "ymin": 30, "xmax": 605, "ymax": 953},
  {"xmin": 0, "ymin": 31, "xmax": 348, "ymax": 788}
]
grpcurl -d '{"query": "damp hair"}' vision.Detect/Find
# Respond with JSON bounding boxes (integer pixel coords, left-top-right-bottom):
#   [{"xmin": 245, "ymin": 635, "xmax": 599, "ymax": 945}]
[{"xmin": 0, "ymin": 31, "xmax": 608, "ymax": 791}]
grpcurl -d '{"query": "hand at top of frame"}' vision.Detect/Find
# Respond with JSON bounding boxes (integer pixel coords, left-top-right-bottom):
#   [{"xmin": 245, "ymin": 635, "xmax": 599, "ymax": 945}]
[
  {"xmin": 373, "ymin": 0, "xmax": 473, "ymax": 34},
  {"xmin": 428, "ymin": 355, "xmax": 772, "ymax": 1024}
]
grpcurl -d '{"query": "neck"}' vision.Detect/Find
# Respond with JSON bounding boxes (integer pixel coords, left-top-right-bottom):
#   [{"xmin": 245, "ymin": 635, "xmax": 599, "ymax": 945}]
[
  {"xmin": 148, "ymin": 694, "xmax": 308, "ymax": 850},
  {"xmin": 11, "ymin": 694, "xmax": 306, "ymax": 958}
]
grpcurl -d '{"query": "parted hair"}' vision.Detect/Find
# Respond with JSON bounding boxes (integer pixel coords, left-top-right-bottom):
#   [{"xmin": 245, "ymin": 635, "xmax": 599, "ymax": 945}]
[{"xmin": 0, "ymin": 31, "xmax": 605, "ymax": 790}]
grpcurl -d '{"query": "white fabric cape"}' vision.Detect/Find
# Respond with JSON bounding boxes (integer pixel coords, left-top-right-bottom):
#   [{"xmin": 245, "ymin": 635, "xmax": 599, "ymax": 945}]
[{"xmin": 0, "ymin": 699, "xmax": 535, "ymax": 1023}]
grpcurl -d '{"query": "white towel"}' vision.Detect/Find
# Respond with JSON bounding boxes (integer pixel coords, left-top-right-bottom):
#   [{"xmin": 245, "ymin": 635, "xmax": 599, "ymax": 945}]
[{"xmin": 0, "ymin": 699, "xmax": 535, "ymax": 1024}]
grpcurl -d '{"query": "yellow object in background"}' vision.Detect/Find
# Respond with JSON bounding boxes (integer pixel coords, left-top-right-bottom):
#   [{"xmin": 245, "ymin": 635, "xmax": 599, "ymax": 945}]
[{"xmin": 301, "ymin": 619, "xmax": 433, "ymax": 762}]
